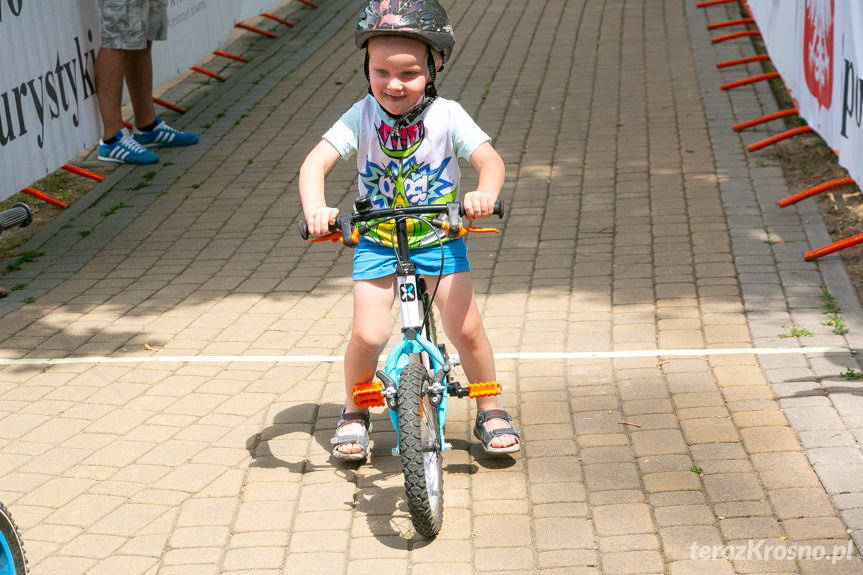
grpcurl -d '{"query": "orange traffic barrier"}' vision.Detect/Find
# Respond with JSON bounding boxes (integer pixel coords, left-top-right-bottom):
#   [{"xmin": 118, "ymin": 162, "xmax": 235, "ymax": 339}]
[
  {"xmin": 721, "ymin": 71, "xmax": 780, "ymax": 90},
  {"xmin": 806, "ymin": 233, "xmax": 863, "ymax": 261},
  {"xmin": 748, "ymin": 125, "xmax": 813, "ymax": 152},
  {"xmin": 708, "ymin": 17, "xmax": 754, "ymax": 30},
  {"xmin": 22, "ymin": 187, "xmax": 68, "ymax": 208},
  {"xmin": 153, "ymin": 97, "xmax": 186, "ymax": 114},
  {"xmin": 733, "ymin": 108, "xmax": 798, "ymax": 131},
  {"xmin": 712, "ymin": 29, "xmax": 760, "ymax": 43},
  {"xmin": 235, "ymin": 22, "xmax": 277, "ymax": 37},
  {"xmin": 697, "ymin": 0, "xmax": 739, "ymax": 6},
  {"xmin": 263, "ymin": 12, "xmax": 294, "ymax": 26},
  {"xmin": 777, "ymin": 177, "xmax": 856, "ymax": 208},
  {"xmin": 191, "ymin": 66, "xmax": 227, "ymax": 82},
  {"xmin": 213, "ymin": 50, "xmax": 249, "ymax": 63},
  {"xmin": 62, "ymin": 163, "xmax": 105, "ymax": 182},
  {"xmin": 717, "ymin": 54, "xmax": 769, "ymax": 68}
]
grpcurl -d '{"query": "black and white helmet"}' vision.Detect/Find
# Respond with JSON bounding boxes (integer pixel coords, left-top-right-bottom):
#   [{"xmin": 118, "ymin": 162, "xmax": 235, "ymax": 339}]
[{"xmin": 355, "ymin": 0, "xmax": 455, "ymax": 63}]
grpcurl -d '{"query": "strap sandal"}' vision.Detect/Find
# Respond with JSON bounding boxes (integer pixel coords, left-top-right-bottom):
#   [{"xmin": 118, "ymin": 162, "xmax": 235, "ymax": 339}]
[
  {"xmin": 473, "ymin": 408, "xmax": 521, "ymax": 455},
  {"xmin": 331, "ymin": 406, "xmax": 372, "ymax": 461}
]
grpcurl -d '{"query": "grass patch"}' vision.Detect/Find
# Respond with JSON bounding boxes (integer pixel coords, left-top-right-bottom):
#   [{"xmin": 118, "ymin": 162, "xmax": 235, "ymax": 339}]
[
  {"xmin": 779, "ymin": 324, "xmax": 813, "ymax": 338},
  {"xmin": 3, "ymin": 251, "xmax": 43, "ymax": 275},
  {"xmin": 101, "ymin": 203, "xmax": 129, "ymax": 217},
  {"xmin": 819, "ymin": 287, "xmax": 850, "ymax": 335},
  {"xmin": 840, "ymin": 368, "xmax": 863, "ymax": 380}
]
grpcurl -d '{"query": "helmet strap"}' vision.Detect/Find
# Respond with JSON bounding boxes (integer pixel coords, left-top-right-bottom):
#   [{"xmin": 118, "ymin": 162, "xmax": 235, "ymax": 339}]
[{"xmin": 425, "ymin": 48, "xmax": 438, "ymax": 99}]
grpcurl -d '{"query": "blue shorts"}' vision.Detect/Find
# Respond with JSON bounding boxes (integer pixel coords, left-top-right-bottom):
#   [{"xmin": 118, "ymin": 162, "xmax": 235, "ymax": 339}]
[{"xmin": 352, "ymin": 237, "xmax": 471, "ymax": 281}]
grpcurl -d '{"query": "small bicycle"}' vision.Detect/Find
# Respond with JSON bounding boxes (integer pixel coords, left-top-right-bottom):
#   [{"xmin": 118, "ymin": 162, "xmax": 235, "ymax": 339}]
[
  {"xmin": 300, "ymin": 197, "xmax": 504, "ymax": 537},
  {"xmin": 0, "ymin": 502, "xmax": 27, "ymax": 575}
]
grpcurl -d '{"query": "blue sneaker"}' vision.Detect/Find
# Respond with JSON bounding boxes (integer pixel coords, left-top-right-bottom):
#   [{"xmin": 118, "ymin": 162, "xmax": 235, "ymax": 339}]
[
  {"xmin": 98, "ymin": 130, "xmax": 159, "ymax": 164},
  {"xmin": 133, "ymin": 118, "xmax": 199, "ymax": 148}
]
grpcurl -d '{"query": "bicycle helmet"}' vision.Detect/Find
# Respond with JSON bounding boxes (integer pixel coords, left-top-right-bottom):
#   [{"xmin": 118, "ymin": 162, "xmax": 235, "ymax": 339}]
[
  {"xmin": 355, "ymin": 0, "xmax": 455, "ymax": 63},
  {"xmin": 355, "ymin": 0, "xmax": 455, "ymax": 127}
]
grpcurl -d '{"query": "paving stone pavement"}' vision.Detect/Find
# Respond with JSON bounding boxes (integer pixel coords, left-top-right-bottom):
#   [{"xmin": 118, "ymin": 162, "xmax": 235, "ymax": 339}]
[{"xmin": 2, "ymin": 0, "xmax": 863, "ymax": 573}]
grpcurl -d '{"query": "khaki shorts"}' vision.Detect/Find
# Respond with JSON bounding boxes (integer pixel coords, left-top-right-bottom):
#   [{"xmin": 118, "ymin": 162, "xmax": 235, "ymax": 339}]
[{"xmin": 98, "ymin": 0, "xmax": 167, "ymax": 50}]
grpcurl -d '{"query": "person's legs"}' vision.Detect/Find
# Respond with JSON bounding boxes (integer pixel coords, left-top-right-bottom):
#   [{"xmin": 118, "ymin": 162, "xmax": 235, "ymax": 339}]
[
  {"xmin": 334, "ymin": 276, "xmax": 396, "ymax": 456},
  {"xmin": 426, "ymin": 271, "xmax": 518, "ymax": 450},
  {"xmin": 124, "ymin": 43, "xmax": 157, "ymax": 129},
  {"xmin": 95, "ymin": 47, "xmax": 127, "ymax": 141}
]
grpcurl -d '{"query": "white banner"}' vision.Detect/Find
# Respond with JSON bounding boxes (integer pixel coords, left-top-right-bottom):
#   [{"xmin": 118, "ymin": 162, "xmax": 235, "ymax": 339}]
[
  {"xmin": 238, "ymin": 0, "xmax": 282, "ymax": 22},
  {"xmin": 0, "ymin": 1, "xmax": 102, "ymax": 200},
  {"xmin": 151, "ymin": 0, "xmax": 238, "ymax": 86},
  {"xmin": 746, "ymin": 0, "xmax": 798, "ymax": 83},
  {"xmin": 0, "ymin": 0, "xmax": 285, "ymax": 203},
  {"xmin": 748, "ymin": 0, "xmax": 863, "ymax": 186},
  {"xmin": 835, "ymin": 1, "xmax": 863, "ymax": 184}
]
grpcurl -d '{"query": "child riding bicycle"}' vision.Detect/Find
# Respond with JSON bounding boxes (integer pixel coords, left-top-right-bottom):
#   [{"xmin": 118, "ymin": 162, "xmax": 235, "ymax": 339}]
[{"xmin": 299, "ymin": 0, "xmax": 520, "ymax": 461}]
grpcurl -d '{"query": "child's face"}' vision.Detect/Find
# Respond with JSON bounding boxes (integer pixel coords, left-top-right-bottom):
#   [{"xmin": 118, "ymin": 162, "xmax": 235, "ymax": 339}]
[{"xmin": 367, "ymin": 36, "xmax": 434, "ymax": 117}]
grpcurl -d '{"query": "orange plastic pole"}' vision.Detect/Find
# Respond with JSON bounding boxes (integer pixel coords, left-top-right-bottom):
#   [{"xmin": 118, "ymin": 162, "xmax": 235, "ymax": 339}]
[
  {"xmin": 777, "ymin": 177, "xmax": 856, "ymax": 208},
  {"xmin": 262, "ymin": 12, "xmax": 294, "ymax": 26},
  {"xmin": 153, "ymin": 98, "xmax": 187, "ymax": 114},
  {"xmin": 805, "ymin": 233, "xmax": 863, "ymax": 261},
  {"xmin": 712, "ymin": 30, "xmax": 760, "ymax": 43},
  {"xmin": 213, "ymin": 50, "xmax": 249, "ymax": 63},
  {"xmin": 698, "ymin": 0, "xmax": 739, "ymax": 6},
  {"xmin": 235, "ymin": 22, "xmax": 277, "ymax": 37},
  {"xmin": 708, "ymin": 17, "xmax": 754, "ymax": 30},
  {"xmin": 721, "ymin": 72, "xmax": 780, "ymax": 90},
  {"xmin": 717, "ymin": 54, "xmax": 770, "ymax": 68},
  {"xmin": 296, "ymin": 0, "xmax": 318, "ymax": 8},
  {"xmin": 191, "ymin": 66, "xmax": 227, "ymax": 82},
  {"xmin": 747, "ymin": 126, "xmax": 813, "ymax": 152},
  {"xmin": 22, "ymin": 187, "xmax": 68, "ymax": 208},
  {"xmin": 733, "ymin": 108, "xmax": 798, "ymax": 131},
  {"xmin": 62, "ymin": 163, "xmax": 105, "ymax": 182}
]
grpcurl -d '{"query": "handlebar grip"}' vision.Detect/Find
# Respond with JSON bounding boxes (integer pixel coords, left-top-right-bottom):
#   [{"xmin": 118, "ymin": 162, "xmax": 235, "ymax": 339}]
[
  {"xmin": 298, "ymin": 216, "xmax": 347, "ymax": 242},
  {"xmin": 457, "ymin": 199, "xmax": 505, "ymax": 219},
  {"xmin": 0, "ymin": 203, "xmax": 33, "ymax": 234}
]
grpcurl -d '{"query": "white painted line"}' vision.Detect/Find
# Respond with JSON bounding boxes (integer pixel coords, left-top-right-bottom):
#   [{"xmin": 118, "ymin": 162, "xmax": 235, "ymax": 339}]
[{"xmin": 0, "ymin": 347, "xmax": 851, "ymax": 366}]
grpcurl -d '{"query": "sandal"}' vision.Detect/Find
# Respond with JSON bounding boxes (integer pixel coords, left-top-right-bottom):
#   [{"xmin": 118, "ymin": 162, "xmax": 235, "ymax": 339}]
[
  {"xmin": 331, "ymin": 406, "xmax": 372, "ymax": 461},
  {"xmin": 474, "ymin": 408, "xmax": 521, "ymax": 455}
]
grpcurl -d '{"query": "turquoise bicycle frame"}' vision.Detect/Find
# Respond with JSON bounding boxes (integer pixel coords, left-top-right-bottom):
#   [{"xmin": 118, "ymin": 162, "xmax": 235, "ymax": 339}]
[
  {"xmin": 384, "ymin": 332, "xmax": 449, "ymax": 454},
  {"xmin": 382, "ymin": 260, "xmax": 451, "ymax": 455}
]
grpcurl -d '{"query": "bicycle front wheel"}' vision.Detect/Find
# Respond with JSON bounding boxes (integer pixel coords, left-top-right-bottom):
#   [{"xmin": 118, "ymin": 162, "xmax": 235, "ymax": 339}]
[
  {"xmin": 397, "ymin": 362, "xmax": 444, "ymax": 538},
  {"xmin": 0, "ymin": 503, "xmax": 27, "ymax": 575}
]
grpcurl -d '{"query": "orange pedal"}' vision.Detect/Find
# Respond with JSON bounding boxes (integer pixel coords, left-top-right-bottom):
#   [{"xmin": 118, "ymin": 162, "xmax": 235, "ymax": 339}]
[
  {"xmin": 468, "ymin": 381, "xmax": 501, "ymax": 398},
  {"xmin": 353, "ymin": 381, "xmax": 385, "ymax": 408}
]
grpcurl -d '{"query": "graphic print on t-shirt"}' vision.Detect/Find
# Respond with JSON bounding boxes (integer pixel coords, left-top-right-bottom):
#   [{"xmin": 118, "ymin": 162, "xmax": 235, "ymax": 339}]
[{"xmin": 359, "ymin": 119, "xmax": 457, "ymax": 247}]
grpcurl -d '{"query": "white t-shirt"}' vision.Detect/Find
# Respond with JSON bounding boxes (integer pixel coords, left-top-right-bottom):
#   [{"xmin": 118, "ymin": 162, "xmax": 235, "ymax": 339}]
[{"xmin": 323, "ymin": 94, "xmax": 490, "ymax": 247}]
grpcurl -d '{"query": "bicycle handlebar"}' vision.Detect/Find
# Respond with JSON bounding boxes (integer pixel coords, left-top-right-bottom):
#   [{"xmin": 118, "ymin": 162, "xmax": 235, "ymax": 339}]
[
  {"xmin": 0, "ymin": 203, "xmax": 33, "ymax": 234},
  {"xmin": 299, "ymin": 199, "xmax": 504, "ymax": 243}
]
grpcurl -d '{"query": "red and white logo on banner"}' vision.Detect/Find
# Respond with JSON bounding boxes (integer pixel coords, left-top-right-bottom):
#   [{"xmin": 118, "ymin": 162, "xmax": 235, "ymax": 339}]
[{"xmin": 803, "ymin": 0, "xmax": 834, "ymax": 109}]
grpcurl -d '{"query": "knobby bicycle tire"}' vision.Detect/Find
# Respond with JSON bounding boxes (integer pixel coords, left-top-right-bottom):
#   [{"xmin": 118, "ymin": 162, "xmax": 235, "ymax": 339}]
[
  {"xmin": 397, "ymin": 362, "xmax": 444, "ymax": 538},
  {"xmin": 0, "ymin": 502, "xmax": 27, "ymax": 575}
]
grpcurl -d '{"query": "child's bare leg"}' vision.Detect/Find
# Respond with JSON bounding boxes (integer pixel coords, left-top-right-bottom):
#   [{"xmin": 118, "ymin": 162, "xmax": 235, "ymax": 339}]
[
  {"xmin": 426, "ymin": 272, "xmax": 518, "ymax": 449},
  {"xmin": 336, "ymin": 276, "xmax": 395, "ymax": 456}
]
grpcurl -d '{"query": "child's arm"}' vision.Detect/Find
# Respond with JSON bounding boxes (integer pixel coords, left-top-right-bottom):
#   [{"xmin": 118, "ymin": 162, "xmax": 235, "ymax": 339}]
[
  {"xmin": 299, "ymin": 140, "xmax": 343, "ymax": 236},
  {"xmin": 463, "ymin": 141, "xmax": 505, "ymax": 219}
]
